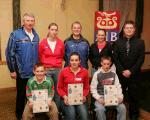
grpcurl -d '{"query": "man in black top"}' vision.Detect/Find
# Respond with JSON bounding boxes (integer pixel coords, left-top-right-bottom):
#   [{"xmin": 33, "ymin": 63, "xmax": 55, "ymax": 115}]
[{"xmin": 113, "ymin": 20, "xmax": 145, "ymax": 120}]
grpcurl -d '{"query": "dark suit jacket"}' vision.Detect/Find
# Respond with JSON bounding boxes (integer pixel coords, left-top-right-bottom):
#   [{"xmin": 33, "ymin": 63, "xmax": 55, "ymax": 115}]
[{"xmin": 113, "ymin": 36, "xmax": 145, "ymax": 75}]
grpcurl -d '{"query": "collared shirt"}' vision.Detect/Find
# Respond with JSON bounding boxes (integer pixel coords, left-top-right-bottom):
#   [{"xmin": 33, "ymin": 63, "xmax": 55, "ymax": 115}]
[
  {"xmin": 25, "ymin": 29, "xmax": 34, "ymax": 41},
  {"xmin": 26, "ymin": 76, "xmax": 54, "ymax": 102}
]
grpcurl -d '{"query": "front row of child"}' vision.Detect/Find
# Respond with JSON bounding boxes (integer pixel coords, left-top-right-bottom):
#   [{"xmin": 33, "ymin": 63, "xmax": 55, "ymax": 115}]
[
  {"xmin": 90, "ymin": 56, "xmax": 126, "ymax": 120},
  {"xmin": 22, "ymin": 64, "xmax": 58, "ymax": 120},
  {"xmin": 22, "ymin": 54, "xmax": 126, "ymax": 120}
]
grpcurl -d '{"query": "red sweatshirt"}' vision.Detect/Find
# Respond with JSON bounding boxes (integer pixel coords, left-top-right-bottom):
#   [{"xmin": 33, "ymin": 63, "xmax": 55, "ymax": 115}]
[
  {"xmin": 39, "ymin": 37, "xmax": 64, "ymax": 68},
  {"xmin": 57, "ymin": 67, "xmax": 89, "ymax": 98}
]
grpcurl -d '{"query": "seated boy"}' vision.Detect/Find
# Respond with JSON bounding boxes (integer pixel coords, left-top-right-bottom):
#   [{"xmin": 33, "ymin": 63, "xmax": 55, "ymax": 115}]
[
  {"xmin": 90, "ymin": 56, "xmax": 126, "ymax": 120},
  {"xmin": 22, "ymin": 63, "xmax": 58, "ymax": 120}
]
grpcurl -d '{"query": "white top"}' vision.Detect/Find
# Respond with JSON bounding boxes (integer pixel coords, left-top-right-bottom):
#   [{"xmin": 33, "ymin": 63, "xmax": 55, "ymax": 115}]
[
  {"xmin": 47, "ymin": 39, "xmax": 56, "ymax": 53},
  {"xmin": 25, "ymin": 30, "xmax": 34, "ymax": 41},
  {"xmin": 90, "ymin": 67, "xmax": 123, "ymax": 100}
]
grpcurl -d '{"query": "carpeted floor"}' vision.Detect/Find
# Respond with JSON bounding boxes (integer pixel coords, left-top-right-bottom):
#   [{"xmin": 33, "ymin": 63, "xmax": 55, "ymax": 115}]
[
  {"xmin": 0, "ymin": 87, "xmax": 16, "ymax": 120},
  {"xmin": 0, "ymin": 87, "xmax": 148, "ymax": 120},
  {"xmin": 0, "ymin": 87, "xmax": 51, "ymax": 120}
]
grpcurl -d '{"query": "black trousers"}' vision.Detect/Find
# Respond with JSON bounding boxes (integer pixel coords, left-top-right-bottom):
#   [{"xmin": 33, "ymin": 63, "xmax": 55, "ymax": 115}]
[
  {"xmin": 118, "ymin": 73, "xmax": 140, "ymax": 119},
  {"xmin": 15, "ymin": 75, "xmax": 28, "ymax": 119}
]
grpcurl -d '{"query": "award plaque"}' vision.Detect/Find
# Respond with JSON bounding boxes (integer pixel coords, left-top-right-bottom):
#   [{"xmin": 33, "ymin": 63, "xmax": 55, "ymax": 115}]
[
  {"xmin": 32, "ymin": 89, "xmax": 49, "ymax": 113},
  {"xmin": 104, "ymin": 85, "xmax": 118, "ymax": 106},
  {"xmin": 68, "ymin": 83, "xmax": 83, "ymax": 105}
]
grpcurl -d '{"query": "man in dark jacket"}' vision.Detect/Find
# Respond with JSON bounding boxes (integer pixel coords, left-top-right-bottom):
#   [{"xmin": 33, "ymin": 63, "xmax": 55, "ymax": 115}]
[
  {"xmin": 113, "ymin": 20, "xmax": 145, "ymax": 120},
  {"xmin": 5, "ymin": 13, "xmax": 39, "ymax": 120},
  {"xmin": 64, "ymin": 21, "xmax": 89, "ymax": 69}
]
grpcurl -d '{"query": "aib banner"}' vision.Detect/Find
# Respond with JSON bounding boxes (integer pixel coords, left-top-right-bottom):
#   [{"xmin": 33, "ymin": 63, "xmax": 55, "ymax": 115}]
[{"xmin": 95, "ymin": 11, "xmax": 120, "ymax": 42}]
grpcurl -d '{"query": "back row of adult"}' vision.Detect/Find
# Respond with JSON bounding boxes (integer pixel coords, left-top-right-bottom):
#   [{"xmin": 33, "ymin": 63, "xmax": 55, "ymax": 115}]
[{"xmin": 5, "ymin": 13, "xmax": 90, "ymax": 120}]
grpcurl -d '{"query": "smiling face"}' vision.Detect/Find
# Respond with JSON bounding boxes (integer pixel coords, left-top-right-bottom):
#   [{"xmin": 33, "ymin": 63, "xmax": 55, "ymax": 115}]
[
  {"xmin": 23, "ymin": 15, "xmax": 35, "ymax": 32},
  {"xmin": 123, "ymin": 23, "xmax": 135, "ymax": 38},
  {"xmin": 96, "ymin": 29, "xmax": 106, "ymax": 43},
  {"xmin": 70, "ymin": 54, "xmax": 81, "ymax": 69},
  {"xmin": 71, "ymin": 22, "xmax": 82, "ymax": 37},
  {"xmin": 33, "ymin": 66, "xmax": 46, "ymax": 81}
]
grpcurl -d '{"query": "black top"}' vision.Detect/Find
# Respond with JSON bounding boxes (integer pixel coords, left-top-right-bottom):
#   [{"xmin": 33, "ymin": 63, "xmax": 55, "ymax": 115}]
[
  {"xmin": 89, "ymin": 41, "xmax": 113, "ymax": 69},
  {"xmin": 113, "ymin": 36, "xmax": 145, "ymax": 75}
]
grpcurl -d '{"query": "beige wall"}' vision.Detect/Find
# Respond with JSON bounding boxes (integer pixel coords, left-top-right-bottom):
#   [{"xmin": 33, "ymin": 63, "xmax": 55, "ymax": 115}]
[
  {"xmin": 20, "ymin": 0, "xmax": 98, "ymax": 43},
  {"xmin": 0, "ymin": 0, "xmax": 150, "ymax": 88},
  {"xmin": 0, "ymin": 0, "xmax": 98, "ymax": 88},
  {"xmin": 127, "ymin": 0, "xmax": 150, "ymax": 69},
  {"xmin": 0, "ymin": 0, "xmax": 15, "ymax": 88},
  {"xmin": 141, "ymin": 0, "xmax": 150, "ymax": 69},
  {"xmin": 0, "ymin": 0, "xmax": 13, "ymax": 62}
]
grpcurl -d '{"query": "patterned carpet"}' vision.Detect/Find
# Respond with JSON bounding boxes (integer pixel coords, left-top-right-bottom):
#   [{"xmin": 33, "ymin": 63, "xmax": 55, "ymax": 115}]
[
  {"xmin": 0, "ymin": 88, "xmax": 49, "ymax": 120},
  {"xmin": 0, "ymin": 88, "xmax": 16, "ymax": 120}
]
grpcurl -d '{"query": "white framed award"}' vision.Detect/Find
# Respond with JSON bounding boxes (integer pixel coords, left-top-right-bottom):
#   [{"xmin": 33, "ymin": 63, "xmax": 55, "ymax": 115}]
[
  {"xmin": 68, "ymin": 83, "xmax": 83, "ymax": 105},
  {"xmin": 32, "ymin": 89, "xmax": 49, "ymax": 113},
  {"xmin": 104, "ymin": 85, "xmax": 118, "ymax": 106}
]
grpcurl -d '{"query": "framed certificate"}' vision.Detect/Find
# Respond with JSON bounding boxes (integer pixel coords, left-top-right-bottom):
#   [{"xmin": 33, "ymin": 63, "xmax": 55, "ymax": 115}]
[
  {"xmin": 104, "ymin": 85, "xmax": 118, "ymax": 106},
  {"xmin": 32, "ymin": 89, "xmax": 49, "ymax": 113},
  {"xmin": 68, "ymin": 83, "xmax": 83, "ymax": 105}
]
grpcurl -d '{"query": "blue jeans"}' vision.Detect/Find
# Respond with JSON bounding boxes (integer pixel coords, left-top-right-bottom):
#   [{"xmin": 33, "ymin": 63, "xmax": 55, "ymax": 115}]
[
  {"xmin": 61, "ymin": 100, "xmax": 89, "ymax": 120},
  {"xmin": 95, "ymin": 101, "xmax": 126, "ymax": 120},
  {"xmin": 46, "ymin": 68, "xmax": 61, "ymax": 112}
]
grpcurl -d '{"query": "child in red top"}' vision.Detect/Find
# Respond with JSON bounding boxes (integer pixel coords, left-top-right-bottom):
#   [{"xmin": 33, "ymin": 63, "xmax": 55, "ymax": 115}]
[{"xmin": 57, "ymin": 52, "xmax": 90, "ymax": 120}]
